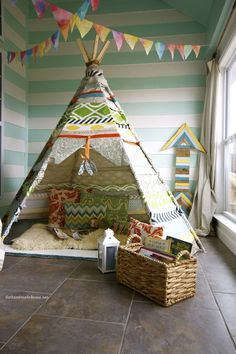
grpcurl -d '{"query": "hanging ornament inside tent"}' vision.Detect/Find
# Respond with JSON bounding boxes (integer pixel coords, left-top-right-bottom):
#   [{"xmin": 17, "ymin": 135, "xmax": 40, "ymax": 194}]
[{"xmin": 78, "ymin": 137, "xmax": 97, "ymax": 176}]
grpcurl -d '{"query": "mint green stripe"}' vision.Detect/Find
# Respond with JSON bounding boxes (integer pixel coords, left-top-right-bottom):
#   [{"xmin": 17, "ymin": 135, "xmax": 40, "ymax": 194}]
[
  {"xmin": 28, "ymin": 50, "xmax": 206, "ymax": 70},
  {"xmin": 29, "ymin": 105, "xmax": 67, "ymax": 117},
  {"xmin": 4, "ymin": 94, "xmax": 27, "ymax": 116},
  {"xmin": 4, "ymin": 178, "xmax": 25, "ymax": 193},
  {"xmin": 2, "ymin": 38, "xmax": 21, "ymax": 52},
  {"xmin": 15, "ymin": 0, "xmax": 29, "ymax": 17},
  {"xmin": 151, "ymin": 153, "xmax": 199, "ymax": 168},
  {"xmin": 4, "ymin": 122, "xmax": 27, "ymax": 141},
  {"xmin": 5, "ymin": 67, "xmax": 27, "ymax": 90},
  {"xmin": 4, "ymin": 150, "xmax": 27, "ymax": 165},
  {"xmin": 0, "ymin": 207, "xmax": 8, "ymax": 218},
  {"xmin": 29, "ymin": 101, "xmax": 203, "ymax": 118},
  {"xmin": 28, "ymin": 153, "xmax": 38, "ymax": 167},
  {"xmin": 29, "ymin": 0, "xmax": 170, "ymax": 18},
  {"xmin": 136, "ymin": 127, "xmax": 200, "ymax": 142},
  {"xmin": 29, "ymin": 130, "xmax": 51, "ymax": 142},
  {"xmin": 4, "ymin": 8, "xmax": 27, "ymax": 39},
  {"xmin": 29, "ymin": 75, "xmax": 206, "ymax": 93}
]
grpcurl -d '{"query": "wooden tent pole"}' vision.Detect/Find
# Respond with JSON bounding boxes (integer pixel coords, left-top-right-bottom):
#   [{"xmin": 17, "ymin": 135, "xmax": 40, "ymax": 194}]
[
  {"xmin": 96, "ymin": 40, "xmax": 110, "ymax": 63},
  {"xmin": 92, "ymin": 35, "xmax": 100, "ymax": 60},
  {"xmin": 77, "ymin": 39, "xmax": 90, "ymax": 63}
]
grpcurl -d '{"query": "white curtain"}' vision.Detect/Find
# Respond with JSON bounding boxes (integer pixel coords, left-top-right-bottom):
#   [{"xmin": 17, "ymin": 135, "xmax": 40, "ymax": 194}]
[{"xmin": 188, "ymin": 59, "xmax": 220, "ymax": 236}]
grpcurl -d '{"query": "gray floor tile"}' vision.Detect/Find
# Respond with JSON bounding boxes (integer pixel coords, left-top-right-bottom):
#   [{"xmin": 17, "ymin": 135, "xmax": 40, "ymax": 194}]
[
  {"xmin": 69, "ymin": 260, "xmax": 117, "ymax": 281},
  {"xmin": 0, "ymin": 262, "xmax": 74, "ymax": 293},
  {"xmin": 121, "ymin": 302, "xmax": 236, "ymax": 354},
  {"xmin": 38, "ymin": 278, "xmax": 133, "ymax": 323},
  {"xmin": 215, "ymin": 293, "xmax": 236, "ymax": 337},
  {"xmin": 0, "ymin": 289, "xmax": 48, "ymax": 342},
  {"xmin": 203, "ymin": 264, "xmax": 236, "ymax": 293},
  {"xmin": 1, "ymin": 256, "xmax": 24, "ymax": 271},
  {"xmin": 0, "ymin": 315, "xmax": 124, "ymax": 354},
  {"xmin": 21, "ymin": 256, "xmax": 82, "ymax": 269}
]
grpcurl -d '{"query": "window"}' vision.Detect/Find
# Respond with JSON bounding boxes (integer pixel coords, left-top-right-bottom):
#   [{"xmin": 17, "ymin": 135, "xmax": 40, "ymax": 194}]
[{"xmin": 224, "ymin": 56, "xmax": 236, "ymax": 220}]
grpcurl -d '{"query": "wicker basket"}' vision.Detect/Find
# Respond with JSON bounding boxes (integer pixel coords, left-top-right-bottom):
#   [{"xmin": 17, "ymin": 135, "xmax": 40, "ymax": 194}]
[{"xmin": 116, "ymin": 235, "xmax": 197, "ymax": 307}]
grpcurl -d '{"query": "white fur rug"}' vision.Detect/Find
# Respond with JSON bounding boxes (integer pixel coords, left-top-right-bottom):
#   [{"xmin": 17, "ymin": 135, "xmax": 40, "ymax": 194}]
[{"xmin": 12, "ymin": 224, "xmax": 127, "ymax": 251}]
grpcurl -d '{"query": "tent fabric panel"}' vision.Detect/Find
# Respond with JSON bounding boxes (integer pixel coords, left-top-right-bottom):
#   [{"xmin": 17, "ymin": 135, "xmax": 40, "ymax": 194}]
[
  {"xmin": 90, "ymin": 137, "xmax": 129, "ymax": 166},
  {"xmin": 50, "ymin": 138, "xmax": 86, "ymax": 164}
]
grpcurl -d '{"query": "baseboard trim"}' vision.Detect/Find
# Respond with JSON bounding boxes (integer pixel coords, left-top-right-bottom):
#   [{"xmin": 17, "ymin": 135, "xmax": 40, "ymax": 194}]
[{"xmin": 214, "ymin": 214, "xmax": 236, "ymax": 256}]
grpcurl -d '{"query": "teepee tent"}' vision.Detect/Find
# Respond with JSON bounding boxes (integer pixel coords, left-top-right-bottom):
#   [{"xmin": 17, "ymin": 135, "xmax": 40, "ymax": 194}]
[{"xmin": 1, "ymin": 37, "xmax": 204, "ymax": 254}]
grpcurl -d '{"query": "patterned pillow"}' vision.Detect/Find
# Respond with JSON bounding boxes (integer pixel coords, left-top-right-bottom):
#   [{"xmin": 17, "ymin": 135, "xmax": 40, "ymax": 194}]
[
  {"xmin": 127, "ymin": 217, "xmax": 164, "ymax": 241},
  {"xmin": 64, "ymin": 202, "xmax": 107, "ymax": 229},
  {"xmin": 48, "ymin": 189, "xmax": 80, "ymax": 227},
  {"xmin": 80, "ymin": 193, "xmax": 129, "ymax": 226}
]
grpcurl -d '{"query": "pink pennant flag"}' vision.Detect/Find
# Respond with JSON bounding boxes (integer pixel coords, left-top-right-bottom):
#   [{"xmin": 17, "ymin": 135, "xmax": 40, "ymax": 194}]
[
  {"xmin": 176, "ymin": 44, "xmax": 185, "ymax": 60},
  {"xmin": 167, "ymin": 44, "xmax": 176, "ymax": 60},
  {"xmin": 124, "ymin": 33, "xmax": 138, "ymax": 50},
  {"xmin": 20, "ymin": 50, "xmax": 26, "ymax": 65},
  {"xmin": 94, "ymin": 24, "xmax": 110, "ymax": 42},
  {"xmin": 112, "ymin": 31, "xmax": 124, "ymax": 51},
  {"xmin": 32, "ymin": 0, "xmax": 49, "ymax": 18},
  {"xmin": 139, "ymin": 38, "xmax": 153, "ymax": 55},
  {"xmin": 90, "ymin": 0, "xmax": 99, "ymax": 11},
  {"xmin": 192, "ymin": 45, "xmax": 201, "ymax": 58},
  {"xmin": 50, "ymin": 4, "xmax": 73, "ymax": 41},
  {"xmin": 184, "ymin": 45, "xmax": 192, "ymax": 59}
]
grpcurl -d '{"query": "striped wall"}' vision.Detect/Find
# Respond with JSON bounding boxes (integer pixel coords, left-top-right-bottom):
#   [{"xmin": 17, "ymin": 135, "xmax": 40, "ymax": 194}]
[
  {"xmin": 1, "ymin": 0, "xmax": 207, "ymax": 217},
  {"xmin": 28, "ymin": 0, "xmax": 206, "ymax": 194},
  {"xmin": 0, "ymin": 1, "xmax": 28, "ymax": 217}
]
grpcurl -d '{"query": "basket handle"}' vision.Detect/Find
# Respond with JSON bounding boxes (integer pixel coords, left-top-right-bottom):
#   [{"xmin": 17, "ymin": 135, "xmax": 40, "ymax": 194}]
[
  {"xmin": 175, "ymin": 250, "xmax": 191, "ymax": 261},
  {"xmin": 126, "ymin": 234, "xmax": 143, "ymax": 246}
]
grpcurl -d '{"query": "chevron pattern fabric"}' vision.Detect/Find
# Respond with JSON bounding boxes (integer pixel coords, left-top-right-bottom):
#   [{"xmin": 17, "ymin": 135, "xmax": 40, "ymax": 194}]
[{"xmin": 64, "ymin": 202, "xmax": 107, "ymax": 229}]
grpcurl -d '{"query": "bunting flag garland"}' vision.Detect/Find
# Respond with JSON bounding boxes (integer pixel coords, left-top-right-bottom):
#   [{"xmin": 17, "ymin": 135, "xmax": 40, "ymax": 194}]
[
  {"xmin": 112, "ymin": 31, "xmax": 124, "ymax": 51},
  {"xmin": 8, "ymin": 0, "xmax": 205, "ymax": 65}
]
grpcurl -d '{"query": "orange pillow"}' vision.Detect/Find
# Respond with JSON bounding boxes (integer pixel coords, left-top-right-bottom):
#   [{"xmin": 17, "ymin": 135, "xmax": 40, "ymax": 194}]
[
  {"xmin": 127, "ymin": 217, "xmax": 164, "ymax": 241},
  {"xmin": 48, "ymin": 189, "xmax": 80, "ymax": 227}
]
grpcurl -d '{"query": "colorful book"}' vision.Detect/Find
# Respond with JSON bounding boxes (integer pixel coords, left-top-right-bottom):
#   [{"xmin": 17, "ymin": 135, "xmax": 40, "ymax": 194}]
[
  {"xmin": 166, "ymin": 236, "xmax": 192, "ymax": 255},
  {"xmin": 138, "ymin": 247, "xmax": 176, "ymax": 262},
  {"xmin": 144, "ymin": 237, "xmax": 171, "ymax": 253}
]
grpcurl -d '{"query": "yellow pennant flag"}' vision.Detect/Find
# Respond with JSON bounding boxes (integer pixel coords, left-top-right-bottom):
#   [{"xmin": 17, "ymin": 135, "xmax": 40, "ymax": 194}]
[
  {"xmin": 93, "ymin": 23, "xmax": 111, "ymax": 42},
  {"xmin": 39, "ymin": 41, "xmax": 46, "ymax": 57},
  {"xmin": 139, "ymin": 38, "xmax": 153, "ymax": 55},
  {"xmin": 71, "ymin": 13, "xmax": 79, "ymax": 33},
  {"xmin": 124, "ymin": 33, "xmax": 138, "ymax": 50},
  {"xmin": 76, "ymin": 18, "xmax": 93, "ymax": 38}
]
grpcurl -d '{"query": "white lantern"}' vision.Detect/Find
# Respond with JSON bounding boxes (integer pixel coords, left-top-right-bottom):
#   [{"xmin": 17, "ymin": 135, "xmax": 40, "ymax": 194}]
[{"xmin": 97, "ymin": 228, "xmax": 120, "ymax": 273}]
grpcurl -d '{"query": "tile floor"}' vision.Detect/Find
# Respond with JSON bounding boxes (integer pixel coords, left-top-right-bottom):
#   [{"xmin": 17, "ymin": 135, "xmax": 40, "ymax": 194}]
[{"xmin": 0, "ymin": 236, "xmax": 235, "ymax": 354}]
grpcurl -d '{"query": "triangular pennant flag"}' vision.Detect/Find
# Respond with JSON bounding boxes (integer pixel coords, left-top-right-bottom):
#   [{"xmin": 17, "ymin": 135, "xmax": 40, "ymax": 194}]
[
  {"xmin": 77, "ymin": 0, "xmax": 90, "ymax": 20},
  {"xmin": 20, "ymin": 50, "xmax": 26, "ymax": 65},
  {"xmin": 51, "ymin": 30, "xmax": 60, "ymax": 49},
  {"xmin": 94, "ymin": 23, "xmax": 110, "ymax": 42},
  {"xmin": 26, "ymin": 48, "xmax": 33, "ymax": 61},
  {"xmin": 184, "ymin": 45, "xmax": 192, "ymax": 59},
  {"xmin": 39, "ymin": 41, "xmax": 46, "ymax": 56},
  {"xmin": 7, "ymin": 52, "xmax": 16, "ymax": 64},
  {"xmin": 167, "ymin": 44, "xmax": 176, "ymax": 60},
  {"xmin": 155, "ymin": 42, "xmax": 165, "ymax": 60},
  {"xmin": 50, "ymin": 4, "xmax": 73, "ymax": 41},
  {"xmin": 32, "ymin": 0, "xmax": 49, "ymax": 18},
  {"xmin": 112, "ymin": 30, "xmax": 124, "ymax": 51},
  {"xmin": 76, "ymin": 18, "xmax": 93, "ymax": 38},
  {"xmin": 192, "ymin": 45, "xmax": 201, "ymax": 58},
  {"xmin": 32, "ymin": 45, "xmax": 39, "ymax": 61},
  {"xmin": 71, "ymin": 13, "xmax": 79, "ymax": 33},
  {"xmin": 176, "ymin": 44, "xmax": 185, "ymax": 60},
  {"xmin": 139, "ymin": 38, "xmax": 153, "ymax": 55},
  {"xmin": 90, "ymin": 0, "xmax": 99, "ymax": 11},
  {"xmin": 124, "ymin": 33, "xmax": 138, "ymax": 50},
  {"xmin": 45, "ymin": 38, "xmax": 52, "ymax": 53}
]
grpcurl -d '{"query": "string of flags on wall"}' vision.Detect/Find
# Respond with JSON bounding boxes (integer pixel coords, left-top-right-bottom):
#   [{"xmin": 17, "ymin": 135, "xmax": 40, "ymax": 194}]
[{"xmin": 8, "ymin": 0, "xmax": 204, "ymax": 65}]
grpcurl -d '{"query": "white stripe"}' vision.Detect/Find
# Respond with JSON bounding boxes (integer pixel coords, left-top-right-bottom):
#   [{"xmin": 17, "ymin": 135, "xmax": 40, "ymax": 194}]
[
  {"xmin": 4, "ymin": 108, "xmax": 26, "ymax": 128},
  {"xmin": 0, "ymin": 192, "xmax": 16, "ymax": 207},
  {"xmin": 129, "ymin": 114, "xmax": 202, "ymax": 128},
  {"xmin": 5, "ymin": 80, "xmax": 26, "ymax": 103},
  {"xmin": 4, "ymin": 1, "xmax": 26, "ymax": 27},
  {"xmin": 3, "ymin": 164, "xmax": 25, "ymax": 178},
  {"xmin": 29, "ymin": 61, "xmax": 206, "ymax": 81},
  {"xmin": 151, "ymin": 167, "xmax": 197, "ymax": 181},
  {"xmin": 28, "ymin": 142, "xmax": 45, "ymax": 153},
  {"xmin": 31, "ymin": 33, "xmax": 206, "ymax": 56},
  {"xmin": 141, "ymin": 141, "xmax": 198, "ymax": 155},
  {"xmin": 28, "ymin": 9, "xmax": 191, "ymax": 31},
  {"xmin": 4, "ymin": 136, "xmax": 26, "ymax": 153},
  {"xmin": 29, "ymin": 117, "xmax": 58, "ymax": 129},
  {"xmin": 4, "ymin": 24, "xmax": 26, "ymax": 49},
  {"xmin": 29, "ymin": 87, "xmax": 205, "ymax": 105}
]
